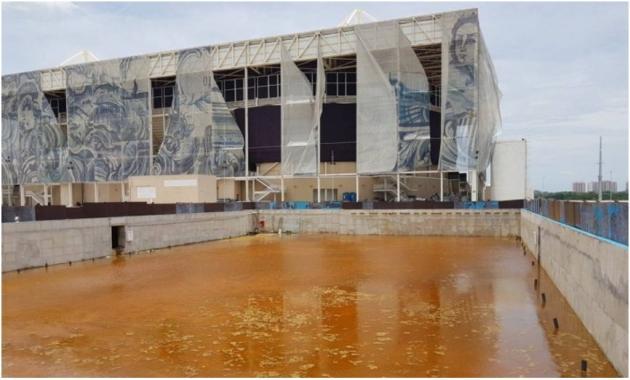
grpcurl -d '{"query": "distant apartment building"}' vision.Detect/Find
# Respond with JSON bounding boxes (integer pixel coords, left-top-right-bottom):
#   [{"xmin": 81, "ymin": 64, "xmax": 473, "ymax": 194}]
[
  {"xmin": 572, "ymin": 182, "xmax": 587, "ymax": 193},
  {"xmin": 591, "ymin": 181, "xmax": 618, "ymax": 193}
]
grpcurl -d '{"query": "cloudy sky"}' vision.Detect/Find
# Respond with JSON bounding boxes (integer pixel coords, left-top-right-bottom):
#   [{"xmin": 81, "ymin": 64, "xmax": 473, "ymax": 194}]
[{"xmin": 2, "ymin": 1, "xmax": 628, "ymax": 192}]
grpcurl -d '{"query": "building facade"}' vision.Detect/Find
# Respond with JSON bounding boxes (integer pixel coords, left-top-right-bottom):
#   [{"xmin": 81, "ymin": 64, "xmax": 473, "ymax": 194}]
[
  {"xmin": 572, "ymin": 182, "xmax": 587, "ymax": 193},
  {"xmin": 591, "ymin": 181, "xmax": 618, "ymax": 194},
  {"xmin": 2, "ymin": 8, "xmax": 501, "ymax": 205}
]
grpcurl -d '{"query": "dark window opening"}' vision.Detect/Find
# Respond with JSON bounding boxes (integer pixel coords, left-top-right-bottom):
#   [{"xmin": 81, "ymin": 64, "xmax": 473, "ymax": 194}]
[
  {"xmin": 111, "ymin": 225, "xmax": 125, "ymax": 250},
  {"xmin": 151, "ymin": 76, "xmax": 176, "ymax": 111},
  {"xmin": 151, "ymin": 77, "xmax": 175, "ymax": 157},
  {"xmin": 44, "ymin": 90, "xmax": 68, "ymax": 147}
]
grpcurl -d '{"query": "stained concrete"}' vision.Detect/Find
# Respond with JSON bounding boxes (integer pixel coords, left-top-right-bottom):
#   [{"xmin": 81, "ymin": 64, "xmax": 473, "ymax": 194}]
[
  {"xmin": 257, "ymin": 209, "xmax": 521, "ymax": 237},
  {"xmin": 521, "ymin": 209, "xmax": 628, "ymax": 376},
  {"xmin": 2, "ymin": 209, "xmax": 519, "ymax": 273},
  {"xmin": 2, "ymin": 211, "xmax": 256, "ymax": 272}
]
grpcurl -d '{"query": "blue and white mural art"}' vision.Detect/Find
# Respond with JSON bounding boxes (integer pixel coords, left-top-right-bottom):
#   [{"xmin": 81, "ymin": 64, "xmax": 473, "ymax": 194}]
[
  {"xmin": 440, "ymin": 9, "xmax": 500, "ymax": 173},
  {"xmin": 2, "ymin": 50, "xmax": 245, "ymax": 186},
  {"xmin": 2, "ymin": 72, "xmax": 69, "ymax": 185},
  {"xmin": 396, "ymin": 78, "xmax": 432, "ymax": 171},
  {"xmin": 355, "ymin": 21, "xmax": 432, "ymax": 174},
  {"xmin": 153, "ymin": 48, "xmax": 244, "ymax": 177},
  {"xmin": 65, "ymin": 56, "xmax": 151, "ymax": 182},
  {"xmin": 2, "ymin": 9, "xmax": 498, "ymax": 187}
]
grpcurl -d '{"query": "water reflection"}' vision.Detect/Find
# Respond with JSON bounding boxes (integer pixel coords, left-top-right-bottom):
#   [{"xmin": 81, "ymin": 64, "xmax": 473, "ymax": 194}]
[{"xmin": 2, "ymin": 235, "xmax": 618, "ymax": 377}]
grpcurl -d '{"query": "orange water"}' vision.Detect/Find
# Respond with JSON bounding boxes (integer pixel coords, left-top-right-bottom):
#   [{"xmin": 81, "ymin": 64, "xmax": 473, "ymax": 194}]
[{"xmin": 2, "ymin": 234, "xmax": 618, "ymax": 377}]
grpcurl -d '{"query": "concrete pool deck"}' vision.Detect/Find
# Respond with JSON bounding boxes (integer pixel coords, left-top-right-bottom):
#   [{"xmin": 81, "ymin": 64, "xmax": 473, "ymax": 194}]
[{"xmin": 1, "ymin": 234, "xmax": 619, "ymax": 377}]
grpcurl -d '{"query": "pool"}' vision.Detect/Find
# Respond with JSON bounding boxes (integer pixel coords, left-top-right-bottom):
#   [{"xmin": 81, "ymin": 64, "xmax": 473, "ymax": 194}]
[{"xmin": 2, "ymin": 234, "xmax": 618, "ymax": 377}]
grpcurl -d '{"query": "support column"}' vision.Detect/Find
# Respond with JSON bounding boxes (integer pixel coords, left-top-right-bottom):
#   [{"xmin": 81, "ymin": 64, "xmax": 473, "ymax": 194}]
[
  {"xmin": 355, "ymin": 174, "xmax": 359, "ymax": 202},
  {"xmin": 396, "ymin": 173, "xmax": 401, "ymax": 202},
  {"xmin": 280, "ymin": 176, "xmax": 285, "ymax": 202},
  {"xmin": 316, "ymin": 43, "xmax": 322, "ymax": 204},
  {"xmin": 43, "ymin": 184, "xmax": 49, "ymax": 206},
  {"xmin": 440, "ymin": 171, "xmax": 444, "ymax": 202},
  {"xmin": 244, "ymin": 65, "xmax": 250, "ymax": 202},
  {"xmin": 470, "ymin": 169, "xmax": 478, "ymax": 202},
  {"xmin": 19, "ymin": 185, "xmax": 25, "ymax": 206},
  {"xmin": 317, "ymin": 176, "xmax": 321, "ymax": 203},
  {"xmin": 120, "ymin": 181, "xmax": 125, "ymax": 202},
  {"xmin": 66, "ymin": 183, "xmax": 73, "ymax": 207}
]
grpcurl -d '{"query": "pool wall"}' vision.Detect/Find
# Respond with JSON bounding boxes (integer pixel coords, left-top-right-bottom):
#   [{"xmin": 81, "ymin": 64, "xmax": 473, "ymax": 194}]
[
  {"xmin": 3, "ymin": 208, "xmax": 627, "ymax": 375},
  {"xmin": 521, "ymin": 209, "xmax": 628, "ymax": 376},
  {"xmin": 257, "ymin": 209, "xmax": 520, "ymax": 236},
  {"xmin": 1, "ymin": 211, "xmax": 256, "ymax": 272}
]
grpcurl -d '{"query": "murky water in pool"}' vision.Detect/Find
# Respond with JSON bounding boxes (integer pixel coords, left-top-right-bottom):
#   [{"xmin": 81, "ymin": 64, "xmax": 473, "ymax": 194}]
[{"xmin": 2, "ymin": 235, "xmax": 618, "ymax": 377}]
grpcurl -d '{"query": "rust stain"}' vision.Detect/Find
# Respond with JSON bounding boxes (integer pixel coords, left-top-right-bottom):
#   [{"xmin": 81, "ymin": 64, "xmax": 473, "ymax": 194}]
[{"xmin": 2, "ymin": 235, "xmax": 618, "ymax": 377}]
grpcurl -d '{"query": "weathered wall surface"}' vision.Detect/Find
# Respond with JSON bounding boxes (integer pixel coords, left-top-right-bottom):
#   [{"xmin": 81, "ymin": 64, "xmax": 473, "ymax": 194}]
[
  {"xmin": 2, "ymin": 211, "xmax": 256, "ymax": 272},
  {"xmin": 120, "ymin": 211, "xmax": 255, "ymax": 252},
  {"xmin": 257, "ymin": 209, "xmax": 521, "ymax": 237},
  {"xmin": 2, "ymin": 218, "xmax": 112, "ymax": 272},
  {"xmin": 521, "ymin": 210, "xmax": 628, "ymax": 377}
]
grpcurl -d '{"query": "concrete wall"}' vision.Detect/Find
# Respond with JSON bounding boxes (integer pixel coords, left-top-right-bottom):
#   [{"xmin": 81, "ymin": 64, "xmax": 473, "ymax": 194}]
[
  {"xmin": 218, "ymin": 179, "xmax": 242, "ymax": 201},
  {"xmin": 119, "ymin": 211, "xmax": 255, "ymax": 252},
  {"xmin": 2, "ymin": 218, "xmax": 112, "ymax": 272},
  {"xmin": 257, "ymin": 209, "xmax": 521, "ymax": 237},
  {"xmin": 129, "ymin": 174, "xmax": 217, "ymax": 204},
  {"xmin": 2, "ymin": 211, "xmax": 255, "ymax": 272},
  {"xmin": 521, "ymin": 209, "xmax": 628, "ymax": 376},
  {"xmin": 83, "ymin": 183, "xmax": 125, "ymax": 203}
]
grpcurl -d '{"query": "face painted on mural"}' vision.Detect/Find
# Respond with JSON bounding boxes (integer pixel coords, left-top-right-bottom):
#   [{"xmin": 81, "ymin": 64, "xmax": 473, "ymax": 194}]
[
  {"xmin": 452, "ymin": 20, "xmax": 477, "ymax": 65},
  {"xmin": 438, "ymin": 12, "xmax": 481, "ymax": 172}
]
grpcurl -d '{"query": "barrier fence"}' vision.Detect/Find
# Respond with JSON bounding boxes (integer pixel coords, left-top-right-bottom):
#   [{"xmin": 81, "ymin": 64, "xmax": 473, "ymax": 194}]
[
  {"xmin": 524, "ymin": 199, "xmax": 628, "ymax": 245},
  {"xmin": 2, "ymin": 199, "xmax": 524, "ymax": 224}
]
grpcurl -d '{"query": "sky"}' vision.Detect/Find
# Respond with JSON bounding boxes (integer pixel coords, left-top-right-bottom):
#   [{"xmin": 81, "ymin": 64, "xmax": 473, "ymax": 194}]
[{"xmin": 2, "ymin": 1, "xmax": 628, "ymax": 192}]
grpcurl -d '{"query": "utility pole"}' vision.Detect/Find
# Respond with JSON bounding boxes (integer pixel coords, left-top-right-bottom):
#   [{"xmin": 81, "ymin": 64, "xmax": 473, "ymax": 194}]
[{"xmin": 597, "ymin": 136, "xmax": 603, "ymax": 202}]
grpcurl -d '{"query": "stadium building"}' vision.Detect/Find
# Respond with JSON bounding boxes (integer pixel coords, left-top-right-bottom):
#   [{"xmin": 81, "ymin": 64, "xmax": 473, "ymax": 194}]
[{"xmin": 1, "ymin": 8, "xmax": 501, "ymax": 206}]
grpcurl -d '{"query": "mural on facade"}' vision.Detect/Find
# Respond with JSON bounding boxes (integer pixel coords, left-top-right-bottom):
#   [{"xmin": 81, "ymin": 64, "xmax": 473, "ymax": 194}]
[
  {"xmin": 2, "ymin": 72, "xmax": 69, "ymax": 185},
  {"xmin": 356, "ymin": 21, "xmax": 432, "ymax": 174},
  {"xmin": 65, "ymin": 57, "xmax": 151, "ymax": 182},
  {"xmin": 153, "ymin": 48, "xmax": 244, "ymax": 177},
  {"xmin": 396, "ymin": 79, "xmax": 432, "ymax": 171},
  {"xmin": 209, "ymin": 74, "xmax": 246, "ymax": 177},
  {"xmin": 440, "ymin": 10, "xmax": 480, "ymax": 172}
]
